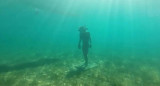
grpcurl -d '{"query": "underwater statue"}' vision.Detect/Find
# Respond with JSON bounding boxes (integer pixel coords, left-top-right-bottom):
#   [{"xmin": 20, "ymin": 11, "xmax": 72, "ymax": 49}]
[{"xmin": 78, "ymin": 26, "xmax": 92, "ymax": 67}]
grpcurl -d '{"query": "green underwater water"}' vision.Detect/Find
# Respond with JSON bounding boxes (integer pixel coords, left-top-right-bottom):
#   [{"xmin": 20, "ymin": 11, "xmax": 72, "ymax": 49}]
[{"xmin": 0, "ymin": 0, "xmax": 160, "ymax": 86}]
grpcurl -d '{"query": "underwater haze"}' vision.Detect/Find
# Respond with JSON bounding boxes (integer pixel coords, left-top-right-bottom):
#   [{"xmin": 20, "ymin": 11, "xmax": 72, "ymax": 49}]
[{"xmin": 0, "ymin": 0, "xmax": 160, "ymax": 86}]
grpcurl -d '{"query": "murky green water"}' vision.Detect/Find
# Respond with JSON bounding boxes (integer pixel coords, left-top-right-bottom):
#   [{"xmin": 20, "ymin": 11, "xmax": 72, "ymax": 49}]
[{"xmin": 0, "ymin": 0, "xmax": 160, "ymax": 86}]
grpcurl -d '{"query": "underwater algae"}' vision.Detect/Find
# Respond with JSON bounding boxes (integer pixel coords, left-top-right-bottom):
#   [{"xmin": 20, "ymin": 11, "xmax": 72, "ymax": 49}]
[{"xmin": 0, "ymin": 52, "xmax": 160, "ymax": 86}]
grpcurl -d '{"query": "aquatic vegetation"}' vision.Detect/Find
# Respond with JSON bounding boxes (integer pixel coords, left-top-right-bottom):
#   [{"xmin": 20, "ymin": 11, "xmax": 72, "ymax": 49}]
[{"xmin": 0, "ymin": 54, "xmax": 160, "ymax": 86}]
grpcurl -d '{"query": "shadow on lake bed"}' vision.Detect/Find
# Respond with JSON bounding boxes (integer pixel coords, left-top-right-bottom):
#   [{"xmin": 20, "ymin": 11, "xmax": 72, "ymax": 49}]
[
  {"xmin": 66, "ymin": 65, "xmax": 86, "ymax": 78},
  {"xmin": 0, "ymin": 58, "xmax": 60, "ymax": 73}
]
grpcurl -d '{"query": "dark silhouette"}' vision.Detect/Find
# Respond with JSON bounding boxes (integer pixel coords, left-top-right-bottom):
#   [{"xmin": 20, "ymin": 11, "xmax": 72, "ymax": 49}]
[
  {"xmin": 0, "ymin": 58, "xmax": 60, "ymax": 73},
  {"xmin": 78, "ymin": 26, "xmax": 91, "ymax": 67}
]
